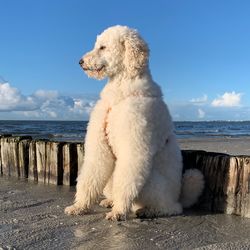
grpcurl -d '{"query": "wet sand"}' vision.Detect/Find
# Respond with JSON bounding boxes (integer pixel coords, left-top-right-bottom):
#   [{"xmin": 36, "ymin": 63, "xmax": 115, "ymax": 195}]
[{"xmin": 1, "ymin": 137, "xmax": 250, "ymax": 249}]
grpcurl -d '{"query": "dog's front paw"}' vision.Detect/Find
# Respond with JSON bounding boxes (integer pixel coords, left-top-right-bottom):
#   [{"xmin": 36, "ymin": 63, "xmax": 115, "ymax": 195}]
[
  {"xmin": 64, "ymin": 204, "xmax": 88, "ymax": 216},
  {"xmin": 99, "ymin": 199, "xmax": 113, "ymax": 208},
  {"xmin": 105, "ymin": 211, "xmax": 126, "ymax": 221}
]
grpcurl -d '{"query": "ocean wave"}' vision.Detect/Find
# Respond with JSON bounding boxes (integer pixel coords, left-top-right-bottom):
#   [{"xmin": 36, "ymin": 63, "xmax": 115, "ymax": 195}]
[{"xmin": 1, "ymin": 120, "xmax": 250, "ymax": 140}]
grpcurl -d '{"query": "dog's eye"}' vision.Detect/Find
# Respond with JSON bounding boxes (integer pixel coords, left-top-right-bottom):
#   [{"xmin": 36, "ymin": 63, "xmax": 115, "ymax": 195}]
[{"xmin": 99, "ymin": 46, "xmax": 106, "ymax": 50}]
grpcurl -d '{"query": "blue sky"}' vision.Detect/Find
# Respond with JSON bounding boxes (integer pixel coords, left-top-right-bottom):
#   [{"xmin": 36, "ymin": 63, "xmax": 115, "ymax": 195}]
[{"xmin": 0, "ymin": 0, "xmax": 250, "ymax": 120}]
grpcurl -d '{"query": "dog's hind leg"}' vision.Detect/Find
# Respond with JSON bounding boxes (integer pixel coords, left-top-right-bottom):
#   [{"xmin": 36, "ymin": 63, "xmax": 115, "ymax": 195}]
[
  {"xmin": 132, "ymin": 167, "xmax": 183, "ymax": 218},
  {"xmin": 105, "ymin": 133, "xmax": 158, "ymax": 220}
]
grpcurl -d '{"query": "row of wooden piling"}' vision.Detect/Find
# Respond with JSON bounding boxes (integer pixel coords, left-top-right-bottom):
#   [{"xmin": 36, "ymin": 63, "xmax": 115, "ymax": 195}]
[
  {"xmin": 0, "ymin": 135, "xmax": 249, "ymax": 218},
  {"xmin": 183, "ymin": 150, "xmax": 250, "ymax": 218},
  {"xmin": 0, "ymin": 135, "xmax": 84, "ymax": 186}
]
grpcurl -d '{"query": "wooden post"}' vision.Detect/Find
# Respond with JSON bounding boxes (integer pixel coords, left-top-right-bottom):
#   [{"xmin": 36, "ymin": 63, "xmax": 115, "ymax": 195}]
[
  {"xmin": 76, "ymin": 143, "xmax": 84, "ymax": 173},
  {"xmin": 36, "ymin": 140, "xmax": 48, "ymax": 183},
  {"xmin": 226, "ymin": 156, "xmax": 250, "ymax": 217},
  {"xmin": 1, "ymin": 137, "xmax": 9, "ymax": 176},
  {"xmin": 29, "ymin": 141, "xmax": 38, "ymax": 182},
  {"xmin": 0, "ymin": 137, "xmax": 18, "ymax": 176},
  {"xmin": 10, "ymin": 137, "xmax": 20, "ymax": 177},
  {"xmin": 46, "ymin": 141, "xmax": 63, "ymax": 185},
  {"xmin": 18, "ymin": 137, "xmax": 32, "ymax": 178},
  {"xmin": 62, "ymin": 143, "xmax": 78, "ymax": 186}
]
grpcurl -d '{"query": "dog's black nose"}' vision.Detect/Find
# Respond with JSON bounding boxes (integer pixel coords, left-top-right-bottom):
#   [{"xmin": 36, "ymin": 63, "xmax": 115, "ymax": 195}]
[{"xmin": 79, "ymin": 59, "xmax": 84, "ymax": 65}]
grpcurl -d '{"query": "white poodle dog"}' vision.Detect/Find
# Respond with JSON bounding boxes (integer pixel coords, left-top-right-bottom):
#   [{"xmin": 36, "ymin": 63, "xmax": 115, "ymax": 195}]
[{"xmin": 65, "ymin": 25, "xmax": 204, "ymax": 221}]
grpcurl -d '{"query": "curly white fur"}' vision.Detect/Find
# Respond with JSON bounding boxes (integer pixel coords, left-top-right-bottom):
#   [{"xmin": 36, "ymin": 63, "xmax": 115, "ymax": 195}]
[{"xmin": 65, "ymin": 25, "xmax": 204, "ymax": 220}]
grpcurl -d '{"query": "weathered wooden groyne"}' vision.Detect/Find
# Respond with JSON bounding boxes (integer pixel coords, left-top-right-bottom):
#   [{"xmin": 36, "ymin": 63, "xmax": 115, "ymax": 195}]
[
  {"xmin": 0, "ymin": 135, "xmax": 84, "ymax": 186},
  {"xmin": 0, "ymin": 135, "xmax": 249, "ymax": 218}
]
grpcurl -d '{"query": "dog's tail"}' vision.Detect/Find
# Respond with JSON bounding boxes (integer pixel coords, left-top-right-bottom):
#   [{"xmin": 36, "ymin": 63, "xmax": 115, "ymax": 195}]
[{"xmin": 179, "ymin": 169, "xmax": 204, "ymax": 208}]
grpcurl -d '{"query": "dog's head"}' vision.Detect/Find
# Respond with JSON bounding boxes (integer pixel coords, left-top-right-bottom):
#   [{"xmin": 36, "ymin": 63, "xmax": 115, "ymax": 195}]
[{"xmin": 80, "ymin": 25, "xmax": 149, "ymax": 80}]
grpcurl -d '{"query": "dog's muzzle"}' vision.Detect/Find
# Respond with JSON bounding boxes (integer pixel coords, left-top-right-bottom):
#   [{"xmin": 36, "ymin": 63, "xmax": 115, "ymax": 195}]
[
  {"xmin": 79, "ymin": 59, "xmax": 90, "ymax": 71},
  {"xmin": 81, "ymin": 65, "xmax": 105, "ymax": 72}
]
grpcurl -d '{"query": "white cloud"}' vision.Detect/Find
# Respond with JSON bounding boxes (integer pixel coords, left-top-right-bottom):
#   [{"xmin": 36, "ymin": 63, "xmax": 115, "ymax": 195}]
[
  {"xmin": 1, "ymin": 83, "xmax": 248, "ymax": 121},
  {"xmin": 0, "ymin": 83, "xmax": 21, "ymax": 109},
  {"xmin": 0, "ymin": 82, "xmax": 97, "ymax": 120},
  {"xmin": 198, "ymin": 108, "xmax": 205, "ymax": 119},
  {"xmin": 34, "ymin": 89, "xmax": 59, "ymax": 100},
  {"xmin": 211, "ymin": 91, "xmax": 242, "ymax": 107},
  {"xmin": 70, "ymin": 99, "xmax": 95, "ymax": 115},
  {"xmin": 190, "ymin": 94, "xmax": 208, "ymax": 105},
  {"xmin": 0, "ymin": 82, "xmax": 37, "ymax": 111},
  {"xmin": 169, "ymin": 99, "xmax": 250, "ymax": 121}
]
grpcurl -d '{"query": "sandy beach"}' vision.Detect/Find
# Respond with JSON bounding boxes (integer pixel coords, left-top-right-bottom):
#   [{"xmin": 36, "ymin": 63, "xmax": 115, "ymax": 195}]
[
  {"xmin": 178, "ymin": 136, "xmax": 250, "ymax": 156},
  {"xmin": 0, "ymin": 137, "xmax": 250, "ymax": 249}
]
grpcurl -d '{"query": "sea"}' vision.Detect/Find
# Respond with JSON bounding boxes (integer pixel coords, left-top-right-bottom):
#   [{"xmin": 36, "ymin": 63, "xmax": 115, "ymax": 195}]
[{"xmin": 0, "ymin": 120, "xmax": 250, "ymax": 142}]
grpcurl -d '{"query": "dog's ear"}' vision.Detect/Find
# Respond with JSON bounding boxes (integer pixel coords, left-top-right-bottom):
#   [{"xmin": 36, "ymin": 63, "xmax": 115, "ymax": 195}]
[{"xmin": 123, "ymin": 31, "xmax": 149, "ymax": 78}]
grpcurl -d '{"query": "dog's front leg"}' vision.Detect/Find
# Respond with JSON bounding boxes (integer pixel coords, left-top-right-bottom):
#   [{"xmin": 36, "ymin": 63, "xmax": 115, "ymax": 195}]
[
  {"xmin": 65, "ymin": 101, "xmax": 115, "ymax": 215},
  {"xmin": 105, "ymin": 118, "xmax": 157, "ymax": 221}
]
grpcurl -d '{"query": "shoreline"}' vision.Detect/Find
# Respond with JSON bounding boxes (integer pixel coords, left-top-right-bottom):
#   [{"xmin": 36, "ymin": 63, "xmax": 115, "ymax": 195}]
[{"xmin": 178, "ymin": 136, "xmax": 250, "ymax": 156}]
